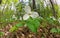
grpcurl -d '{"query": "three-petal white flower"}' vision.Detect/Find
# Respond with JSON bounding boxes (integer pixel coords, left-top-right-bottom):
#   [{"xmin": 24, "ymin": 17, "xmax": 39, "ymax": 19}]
[{"xmin": 23, "ymin": 5, "xmax": 39, "ymax": 20}]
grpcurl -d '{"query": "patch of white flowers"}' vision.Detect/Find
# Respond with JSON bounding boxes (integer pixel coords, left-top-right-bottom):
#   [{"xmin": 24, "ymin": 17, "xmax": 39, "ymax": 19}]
[{"xmin": 23, "ymin": 5, "xmax": 39, "ymax": 20}]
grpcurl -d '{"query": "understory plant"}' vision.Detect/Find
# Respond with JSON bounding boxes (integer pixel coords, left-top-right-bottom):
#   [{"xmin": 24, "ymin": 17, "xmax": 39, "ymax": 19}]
[{"xmin": 0, "ymin": 0, "xmax": 60, "ymax": 36}]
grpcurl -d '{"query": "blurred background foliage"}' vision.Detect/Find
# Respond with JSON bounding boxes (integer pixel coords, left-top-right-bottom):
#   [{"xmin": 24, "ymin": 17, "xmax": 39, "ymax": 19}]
[{"xmin": 0, "ymin": 0, "xmax": 60, "ymax": 34}]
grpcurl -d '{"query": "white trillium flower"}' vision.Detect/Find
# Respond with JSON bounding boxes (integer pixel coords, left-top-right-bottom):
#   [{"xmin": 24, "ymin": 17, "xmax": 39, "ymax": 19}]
[
  {"xmin": 58, "ymin": 18, "xmax": 60, "ymax": 23},
  {"xmin": 11, "ymin": 2, "xmax": 16, "ymax": 11},
  {"xmin": 19, "ymin": 16, "xmax": 22, "ymax": 20},
  {"xmin": 23, "ymin": 5, "xmax": 39, "ymax": 20},
  {"xmin": 12, "ymin": 15, "xmax": 17, "ymax": 20}
]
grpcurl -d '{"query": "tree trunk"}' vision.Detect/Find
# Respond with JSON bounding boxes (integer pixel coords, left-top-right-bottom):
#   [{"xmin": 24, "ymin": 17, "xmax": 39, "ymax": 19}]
[
  {"xmin": 49, "ymin": 0, "xmax": 57, "ymax": 18},
  {"xmin": 0, "ymin": 0, "xmax": 2, "ymax": 4},
  {"xmin": 32, "ymin": 0, "xmax": 36, "ymax": 11}
]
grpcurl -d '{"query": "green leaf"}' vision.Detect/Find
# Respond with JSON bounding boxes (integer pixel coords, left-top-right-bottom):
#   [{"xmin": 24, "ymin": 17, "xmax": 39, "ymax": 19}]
[
  {"xmin": 0, "ymin": 32, "xmax": 4, "ymax": 36},
  {"xmin": 26, "ymin": 18, "xmax": 40, "ymax": 33},
  {"xmin": 33, "ymin": 18, "xmax": 40, "ymax": 29},
  {"xmin": 15, "ymin": 22, "xmax": 24, "ymax": 27},
  {"xmin": 27, "ymin": 23, "xmax": 37, "ymax": 33},
  {"xmin": 9, "ymin": 26, "xmax": 18, "ymax": 32},
  {"xmin": 50, "ymin": 28, "xmax": 57, "ymax": 33},
  {"xmin": 9, "ymin": 22, "xmax": 24, "ymax": 32},
  {"xmin": 2, "ymin": 0, "xmax": 18, "ymax": 4},
  {"xmin": 57, "ymin": 28, "xmax": 60, "ymax": 34},
  {"xmin": 46, "ymin": 17, "xmax": 55, "ymax": 24}
]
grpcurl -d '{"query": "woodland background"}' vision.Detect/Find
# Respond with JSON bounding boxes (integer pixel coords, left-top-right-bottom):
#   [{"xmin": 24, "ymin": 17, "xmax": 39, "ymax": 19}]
[{"xmin": 0, "ymin": 0, "xmax": 60, "ymax": 38}]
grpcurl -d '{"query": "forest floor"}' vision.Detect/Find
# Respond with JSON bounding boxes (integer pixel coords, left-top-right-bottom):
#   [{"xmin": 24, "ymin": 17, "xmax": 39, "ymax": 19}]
[{"xmin": 0, "ymin": 22, "xmax": 60, "ymax": 38}]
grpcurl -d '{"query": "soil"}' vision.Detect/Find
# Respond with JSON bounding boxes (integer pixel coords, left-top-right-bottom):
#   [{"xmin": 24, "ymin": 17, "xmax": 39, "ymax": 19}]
[{"xmin": 0, "ymin": 22, "xmax": 60, "ymax": 38}]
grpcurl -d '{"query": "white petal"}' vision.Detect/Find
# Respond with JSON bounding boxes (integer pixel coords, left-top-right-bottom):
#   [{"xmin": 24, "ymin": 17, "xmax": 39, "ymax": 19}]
[
  {"xmin": 23, "ymin": 14, "xmax": 29, "ymax": 20},
  {"xmin": 24, "ymin": 5, "xmax": 31, "ymax": 13},
  {"xmin": 30, "ymin": 12, "xmax": 39, "ymax": 18}
]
